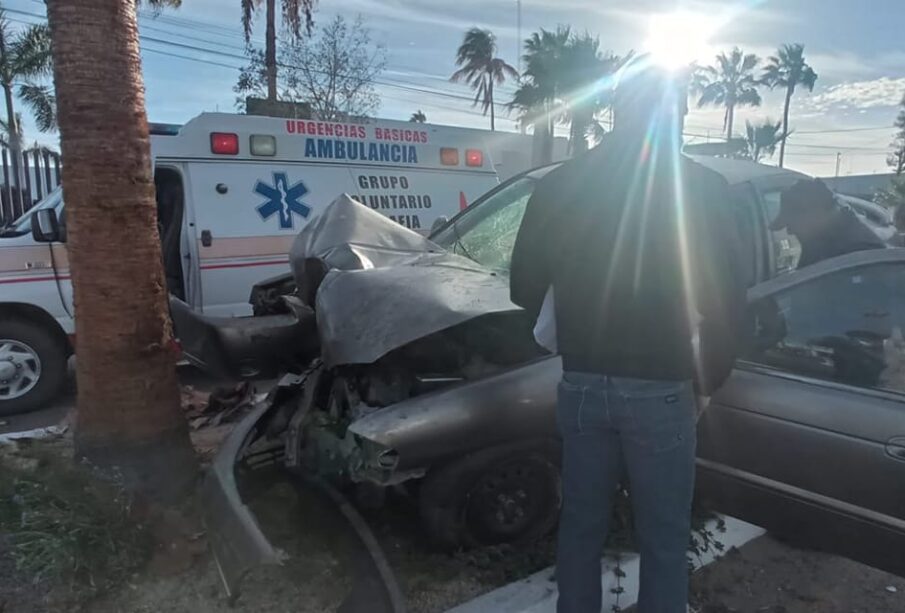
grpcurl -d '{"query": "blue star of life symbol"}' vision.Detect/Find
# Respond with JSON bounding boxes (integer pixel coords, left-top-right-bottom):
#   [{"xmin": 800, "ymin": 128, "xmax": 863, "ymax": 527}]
[{"xmin": 254, "ymin": 172, "xmax": 312, "ymax": 229}]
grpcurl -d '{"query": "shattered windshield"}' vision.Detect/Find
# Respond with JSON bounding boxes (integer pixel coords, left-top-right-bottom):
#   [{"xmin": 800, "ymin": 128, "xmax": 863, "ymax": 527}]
[{"xmin": 431, "ymin": 176, "xmax": 537, "ymax": 273}]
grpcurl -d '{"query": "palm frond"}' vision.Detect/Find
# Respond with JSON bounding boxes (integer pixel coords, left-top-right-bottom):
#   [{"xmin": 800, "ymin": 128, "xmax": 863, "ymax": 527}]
[
  {"xmin": 800, "ymin": 65, "xmax": 818, "ymax": 91},
  {"xmin": 282, "ymin": 0, "xmax": 317, "ymax": 38},
  {"xmin": 697, "ymin": 82, "xmax": 726, "ymax": 107},
  {"xmin": 140, "ymin": 0, "xmax": 183, "ymax": 12},
  {"xmin": 10, "ymin": 23, "xmax": 52, "ymax": 80},
  {"xmin": 18, "ymin": 83, "xmax": 56, "ymax": 132},
  {"xmin": 241, "ymin": 0, "xmax": 261, "ymax": 42},
  {"xmin": 737, "ymin": 87, "xmax": 762, "ymax": 107}
]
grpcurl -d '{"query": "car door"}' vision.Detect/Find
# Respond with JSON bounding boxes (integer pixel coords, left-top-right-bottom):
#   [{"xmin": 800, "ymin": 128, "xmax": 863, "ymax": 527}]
[{"xmin": 696, "ymin": 251, "xmax": 905, "ymax": 576}]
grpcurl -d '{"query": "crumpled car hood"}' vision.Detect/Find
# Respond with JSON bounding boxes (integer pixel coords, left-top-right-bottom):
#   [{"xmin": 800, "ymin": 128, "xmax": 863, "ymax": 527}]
[{"xmin": 290, "ymin": 195, "xmax": 517, "ymax": 367}]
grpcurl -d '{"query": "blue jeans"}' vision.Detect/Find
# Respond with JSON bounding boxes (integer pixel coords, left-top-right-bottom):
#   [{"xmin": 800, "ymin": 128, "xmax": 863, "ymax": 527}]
[{"xmin": 555, "ymin": 372, "xmax": 697, "ymax": 613}]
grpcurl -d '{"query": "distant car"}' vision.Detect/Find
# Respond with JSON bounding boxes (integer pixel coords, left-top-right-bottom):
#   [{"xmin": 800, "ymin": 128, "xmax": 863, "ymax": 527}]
[{"xmin": 188, "ymin": 158, "xmax": 904, "ymax": 598}]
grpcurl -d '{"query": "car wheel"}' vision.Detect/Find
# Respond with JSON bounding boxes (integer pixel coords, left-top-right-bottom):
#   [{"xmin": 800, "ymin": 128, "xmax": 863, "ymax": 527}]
[
  {"xmin": 419, "ymin": 441, "xmax": 562, "ymax": 550},
  {"xmin": 0, "ymin": 319, "xmax": 68, "ymax": 416}
]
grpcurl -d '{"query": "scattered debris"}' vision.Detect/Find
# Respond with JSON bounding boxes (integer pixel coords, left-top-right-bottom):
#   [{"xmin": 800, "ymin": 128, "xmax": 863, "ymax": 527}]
[
  {"xmin": 0, "ymin": 425, "xmax": 67, "ymax": 445},
  {"xmin": 181, "ymin": 382, "xmax": 255, "ymax": 430}
]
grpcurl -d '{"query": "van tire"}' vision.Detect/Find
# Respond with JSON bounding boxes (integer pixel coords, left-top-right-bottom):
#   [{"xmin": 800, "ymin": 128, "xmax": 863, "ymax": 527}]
[{"xmin": 0, "ymin": 319, "xmax": 68, "ymax": 416}]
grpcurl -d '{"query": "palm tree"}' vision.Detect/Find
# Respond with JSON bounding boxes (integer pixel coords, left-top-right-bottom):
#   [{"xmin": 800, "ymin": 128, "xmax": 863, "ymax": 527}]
[
  {"xmin": 45, "ymin": 0, "xmax": 196, "ymax": 499},
  {"xmin": 745, "ymin": 119, "xmax": 786, "ymax": 163},
  {"xmin": 451, "ymin": 28, "xmax": 518, "ymax": 131},
  {"xmin": 693, "ymin": 48, "xmax": 762, "ymax": 140},
  {"xmin": 409, "ymin": 110, "xmax": 427, "ymax": 123},
  {"xmin": 0, "ymin": 10, "xmax": 55, "ymax": 193},
  {"xmin": 514, "ymin": 27, "xmax": 571, "ymax": 163},
  {"xmin": 242, "ymin": 0, "xmax": 317, "ymax": 102},
  {"xmin": 559, "ymin": 36, "xmax": 628, "ymax": 155},
  {"xmin": 762, "ymin": 43, "xmax": 818, "ymax": 168},
  {"xmin": 509, "ymin": 82, "xmax": 551, "ymax": 165}
]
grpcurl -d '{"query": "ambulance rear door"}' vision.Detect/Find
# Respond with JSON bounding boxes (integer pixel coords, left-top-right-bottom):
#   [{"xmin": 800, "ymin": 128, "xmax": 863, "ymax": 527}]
[{"xmin": 184, "ymin": 159, "xmax": 357, "ymax": 316}]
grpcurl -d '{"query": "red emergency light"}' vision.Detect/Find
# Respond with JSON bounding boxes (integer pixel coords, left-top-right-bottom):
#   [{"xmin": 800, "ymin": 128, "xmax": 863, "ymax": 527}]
[
  {"xmin": 465, "ymin": 149, "xmax": 484, "ymax": 167},
  {"xmin": 210, "ymin": 132, "xmax": 239, "ymax": 155}
]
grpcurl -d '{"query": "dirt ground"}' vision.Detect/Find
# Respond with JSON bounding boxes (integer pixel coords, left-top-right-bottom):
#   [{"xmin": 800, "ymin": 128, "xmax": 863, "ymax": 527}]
[
  {"xmin": 3, "ymin": 372, "xmax": 905, "ymax": 613},
  {"xmin": 688, "ymin": 535, "xmax": 905, "ymax": 613}
]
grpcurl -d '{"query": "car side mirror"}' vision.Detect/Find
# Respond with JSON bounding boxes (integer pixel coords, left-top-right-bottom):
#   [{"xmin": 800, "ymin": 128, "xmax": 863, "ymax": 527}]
[
  {"xmin": 31, "ymin": 208, "xmax": 62, "ymax": 243},
  {"xmin": 430, "ymin": 215, "xmax": 449, "ymax": 235}
]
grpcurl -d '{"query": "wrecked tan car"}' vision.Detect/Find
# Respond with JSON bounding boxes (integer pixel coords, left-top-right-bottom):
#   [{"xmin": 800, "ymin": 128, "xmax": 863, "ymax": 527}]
[
  {"xmin": 172, "ymin": 193, "xmax": 559, "ymax": 598},
  {"xmin": 174, "ymin": 159, "xmax": 905, "ymax": 600}
]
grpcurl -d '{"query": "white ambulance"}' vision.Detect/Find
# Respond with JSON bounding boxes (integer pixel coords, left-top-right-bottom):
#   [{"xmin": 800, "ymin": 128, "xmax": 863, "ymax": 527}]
[{"xmin": 0, "ymin": 112, "xmax": 499, "ymax": 413}]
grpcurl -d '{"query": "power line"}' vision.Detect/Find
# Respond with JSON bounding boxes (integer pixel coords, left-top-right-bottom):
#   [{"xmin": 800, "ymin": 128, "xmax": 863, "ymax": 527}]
[{"xmin": 8, "ymin": 6, "xmax": 519, "ymax": 113}]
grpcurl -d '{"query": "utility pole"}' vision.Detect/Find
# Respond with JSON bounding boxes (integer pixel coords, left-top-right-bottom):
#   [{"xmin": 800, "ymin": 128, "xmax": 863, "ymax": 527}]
[
  {"xmin": 835, "ymin": 152, "xmax": 842, "ymax": 178},
  {"xmin": 517, "ymin": 0, "xmax": 522, "ymax": 76}
]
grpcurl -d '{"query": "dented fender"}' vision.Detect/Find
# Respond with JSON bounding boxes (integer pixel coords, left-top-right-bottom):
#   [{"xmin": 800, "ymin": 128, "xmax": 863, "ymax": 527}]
[{"xmin": 349, "ymin": 356, "xmax": 563, "ymax": 478}]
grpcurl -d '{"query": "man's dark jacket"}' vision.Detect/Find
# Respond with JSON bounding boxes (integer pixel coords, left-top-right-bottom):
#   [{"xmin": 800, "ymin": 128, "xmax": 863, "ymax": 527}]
[{"xmin": 510, "ymin": 140, "xmax": 747, "ymax": 394}]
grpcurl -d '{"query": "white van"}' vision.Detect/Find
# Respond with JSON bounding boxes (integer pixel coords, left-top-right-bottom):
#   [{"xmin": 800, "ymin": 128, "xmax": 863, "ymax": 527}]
[{"xmin": 0, "ymin": 112, "xmax": 499, "ymax": 413}]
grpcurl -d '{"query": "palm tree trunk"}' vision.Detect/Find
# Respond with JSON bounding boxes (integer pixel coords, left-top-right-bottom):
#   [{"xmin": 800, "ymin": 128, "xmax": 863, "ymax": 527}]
[
  {"xmin": 488, "ymin": 76, "xmax": 495, "ymax": 131},
  {"xmin": 726, "ymin": 104, "xmax": 735, "ymax": 142},
  {"xmin": 45, "ymin": 0, "xmax": 196, "ymax": 502},
  {"xmin": 1, "ymin": 82, "xmax": 24, "ymax": 207},
  {"xmin": 547, "ymin": 108, "xmax": 556, "ymax": 163},
  {"xmin": 779, "ymin": 86, "xmax": 793, "ymax": 168},
  {"xmin": 571, "ymin": 106, "xmax": 591, "ymax": 156},
  {"xmin": 0, "ymin": 26, "xmax": 25, "ymax": 203},
  {"xmin": 265, "ymin": 0, "xmax": 278, "ymax": 102}
]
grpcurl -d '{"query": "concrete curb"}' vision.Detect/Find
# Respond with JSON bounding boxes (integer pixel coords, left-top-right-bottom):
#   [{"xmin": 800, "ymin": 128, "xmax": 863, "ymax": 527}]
[{"xmin": 446, "ymin": 516, "xmax": 765, "ymax": 613}]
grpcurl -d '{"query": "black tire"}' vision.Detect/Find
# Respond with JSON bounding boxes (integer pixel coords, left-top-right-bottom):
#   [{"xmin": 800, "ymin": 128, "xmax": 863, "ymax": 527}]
[
  {"xmin": 0, "ymin": 319, "xmax": 68, "ymax": 416},
  {"xmin": 419, "ymin": 441, "xmax": 562, "ymax": 550}
]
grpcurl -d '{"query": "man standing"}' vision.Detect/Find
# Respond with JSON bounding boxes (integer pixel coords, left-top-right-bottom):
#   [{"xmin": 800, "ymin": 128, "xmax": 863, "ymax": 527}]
[
  {"xmin": 510, "ymin": 64, "xmax": 746, "ymax": 613},
  {"xmin": 771, "ymin": 178, "xmax": 884, "ymax": 269}
]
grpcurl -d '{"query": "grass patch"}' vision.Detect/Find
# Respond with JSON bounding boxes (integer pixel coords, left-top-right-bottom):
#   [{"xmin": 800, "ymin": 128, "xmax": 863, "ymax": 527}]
[{"xmin": 0, "ymin": 445, "xmax": 152, "ymax": 602}]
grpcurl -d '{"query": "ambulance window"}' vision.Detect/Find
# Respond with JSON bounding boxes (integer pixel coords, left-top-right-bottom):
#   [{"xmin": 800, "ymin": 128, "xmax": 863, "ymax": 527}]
[
  {"xmin": 5, "ymin": 187, "xmax": 63, "ymax": 235},
  {"xmin": 438, "ymin": 177, "xmax": 536, "ymax": 272}
]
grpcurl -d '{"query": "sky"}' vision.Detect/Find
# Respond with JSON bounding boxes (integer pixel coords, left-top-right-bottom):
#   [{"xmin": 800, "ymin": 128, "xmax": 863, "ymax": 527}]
[{"xmin": 5, "ymin": 0, "xmax": 905, "ymax": 177}]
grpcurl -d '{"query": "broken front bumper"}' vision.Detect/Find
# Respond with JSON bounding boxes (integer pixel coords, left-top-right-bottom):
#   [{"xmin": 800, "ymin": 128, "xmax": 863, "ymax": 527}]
[{"xmin": 201, "ymin": 399, "xmax": 285, "ymax": 599}]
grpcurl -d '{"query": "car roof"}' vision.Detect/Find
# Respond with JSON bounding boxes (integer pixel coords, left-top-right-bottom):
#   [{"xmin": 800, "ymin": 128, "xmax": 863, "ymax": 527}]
[
  {"xmin": 521, "ymin": 155, "xmax": 807, "ymax": 188},
  {"xmin": 687, "ymin": 155, "xmax": 808, "ymax": 186}
]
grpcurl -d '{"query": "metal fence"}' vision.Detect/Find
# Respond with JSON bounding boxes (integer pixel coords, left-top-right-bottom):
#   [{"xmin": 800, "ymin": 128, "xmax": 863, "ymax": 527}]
[{"xmin": 0, "ymin": 144, "xmax": 62, "ymax": 226}]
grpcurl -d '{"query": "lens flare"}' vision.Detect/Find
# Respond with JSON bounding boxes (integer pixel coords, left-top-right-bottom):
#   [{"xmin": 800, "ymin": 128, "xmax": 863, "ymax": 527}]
[{"xmin": 645, "ymin": 11, "xmax": 721, "ymax": 70}]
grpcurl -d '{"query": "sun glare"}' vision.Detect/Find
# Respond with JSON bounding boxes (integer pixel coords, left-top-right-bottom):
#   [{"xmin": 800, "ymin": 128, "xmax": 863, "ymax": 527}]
[{"xmin": 644, "ymin": 11, "xmax": 721, "ymax": 70}]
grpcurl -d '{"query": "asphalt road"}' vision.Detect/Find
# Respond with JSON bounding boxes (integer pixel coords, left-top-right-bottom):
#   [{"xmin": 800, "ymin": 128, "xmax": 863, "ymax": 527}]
[
  {"xmin": 0, "ymin": 362, "xmax": 74, "ymax": 435},
  {"xmin": 0, "ymin": 364, "xmax": 222, "ymax": 436}
]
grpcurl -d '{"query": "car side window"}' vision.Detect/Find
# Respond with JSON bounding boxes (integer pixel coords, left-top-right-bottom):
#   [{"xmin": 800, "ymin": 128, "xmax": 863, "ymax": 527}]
[
  {"xmin": 745, "ymin": 264, "xmax": 905, "ymax": 393},
  {"xmin": 762, "ymin": 189, "xmax": 801, "ymax": 274}
]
